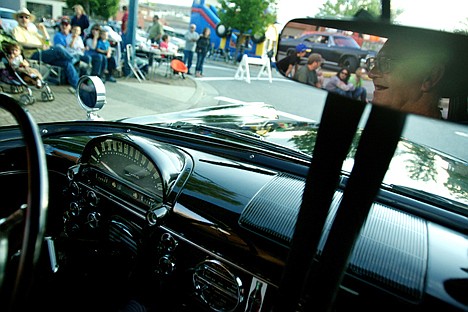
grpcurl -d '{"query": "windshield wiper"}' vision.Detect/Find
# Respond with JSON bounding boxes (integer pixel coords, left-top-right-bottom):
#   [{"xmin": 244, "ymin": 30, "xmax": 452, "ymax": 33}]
[
  {"xmin": 388, "ymin": 184, "xmax": 467, "ymax": 213},
  {"xmin": 166, "ymin": 122, "xmax": 311, "ymax": 160}
]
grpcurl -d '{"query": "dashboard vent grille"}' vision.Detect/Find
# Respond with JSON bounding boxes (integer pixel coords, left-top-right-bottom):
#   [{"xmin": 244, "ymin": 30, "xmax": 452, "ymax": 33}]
[
  {"xmin": 239, "ymin": 176, "xmax": 427, "ymax": 301},
  {"xmin": 240, "ymin": 172, "xmax": 304, "ymax": 243}
]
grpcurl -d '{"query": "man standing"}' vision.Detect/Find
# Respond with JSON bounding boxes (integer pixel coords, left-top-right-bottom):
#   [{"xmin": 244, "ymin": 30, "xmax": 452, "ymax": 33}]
[
  {"xmin": 147, "ymin": 15, "xmax": 164, "ymax": 44},
  {"xmin": 294, "ymin": 53, "xmax": 324, "ymax": 88},
  {"xmin": 183, "ymin": 24, "xmax": 199, "ymax": 75},
  {"xmin": 12, "ymin": 8, "xmax": 79, "ymax": 93},
  {"xmin": 121, "ymin": 6, "xmax": 129, "ymax": 35}
]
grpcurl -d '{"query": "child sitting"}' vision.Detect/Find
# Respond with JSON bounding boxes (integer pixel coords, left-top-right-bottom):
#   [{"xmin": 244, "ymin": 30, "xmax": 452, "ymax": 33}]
[
  {"xmin": 96, "ymin": 30, "xmax": 117, "ymax": 82},
  {"xmin": 66, "ymin": 25, "xmax": 92, "ymax": 74},
  {"xmin": 4, "ymin": 42, "xmax": 44, "ymax": 88}
]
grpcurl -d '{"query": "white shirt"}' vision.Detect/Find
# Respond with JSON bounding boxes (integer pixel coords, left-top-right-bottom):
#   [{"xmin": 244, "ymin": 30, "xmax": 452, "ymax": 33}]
[{"xmin": 66, "ymin": 34, "xmax": 85, "ymax": 56}]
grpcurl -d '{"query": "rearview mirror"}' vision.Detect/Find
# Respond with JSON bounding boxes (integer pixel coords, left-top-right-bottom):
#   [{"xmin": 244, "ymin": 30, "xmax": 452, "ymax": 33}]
[{"xmin": 277, "ymin": 18, "xmax": 468, "ymax": 124}]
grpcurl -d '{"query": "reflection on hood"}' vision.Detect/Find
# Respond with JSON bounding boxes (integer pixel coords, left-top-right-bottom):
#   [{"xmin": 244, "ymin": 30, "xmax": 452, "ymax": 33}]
[{"xmin": 120, "ymin": 103, "xmax": 468, "ymax": 209}]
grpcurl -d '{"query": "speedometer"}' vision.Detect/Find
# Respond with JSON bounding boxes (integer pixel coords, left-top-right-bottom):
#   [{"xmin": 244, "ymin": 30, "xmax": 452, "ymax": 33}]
[
  {"xmin": 89, "ymin": 139, "xmax": 163, "ymax": 198},
  {"xmin": 80, "ymin": 134, "xmax": 188, "ymax": 206}
]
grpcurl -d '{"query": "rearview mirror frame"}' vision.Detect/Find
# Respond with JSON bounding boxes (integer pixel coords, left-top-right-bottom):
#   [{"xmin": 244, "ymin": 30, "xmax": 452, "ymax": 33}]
[{"xmin": 277, "ymin": 17, "xmax": 468, "ymax": 124}]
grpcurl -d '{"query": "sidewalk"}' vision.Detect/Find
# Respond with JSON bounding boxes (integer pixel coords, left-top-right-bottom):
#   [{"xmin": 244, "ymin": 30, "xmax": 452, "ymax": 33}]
[{"xmin": 0, "ymin": 71, "xmax": 202, "ymax": 125}]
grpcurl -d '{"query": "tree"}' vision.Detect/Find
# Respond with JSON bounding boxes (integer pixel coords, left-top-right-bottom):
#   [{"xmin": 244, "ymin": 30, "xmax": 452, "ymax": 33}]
[
  {"xmin": 217, "ymin": 0, "xmax": 277, "ymax": 62},
  {"xmin": 66, "ymin": 0, "xmax": 119, "ymax": 21},
  {"xmin": 315, "ymin": 0, "xmax": 402, "ymax": 21}
]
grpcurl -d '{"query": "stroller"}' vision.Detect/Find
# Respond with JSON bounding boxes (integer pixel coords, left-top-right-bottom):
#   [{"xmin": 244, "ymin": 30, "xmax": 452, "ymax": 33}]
[{"xmin": 0, "ymin": 30, "xmax": 54, "ymax": 105}]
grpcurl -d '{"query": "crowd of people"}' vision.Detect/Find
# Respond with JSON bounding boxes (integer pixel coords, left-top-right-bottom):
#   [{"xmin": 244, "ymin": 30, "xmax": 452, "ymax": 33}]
[
  {"xmin": 145, "ymin": 15, "xmax": 211, "ymax": 77},
  {"xmin": 6, "ymin": 6, "xmax": 120, "ymax": 94}
]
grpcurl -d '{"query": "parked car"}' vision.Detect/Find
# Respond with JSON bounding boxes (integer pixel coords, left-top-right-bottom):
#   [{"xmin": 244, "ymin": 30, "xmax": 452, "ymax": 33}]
[
  {"xmin": 278, "ymin": 31, "xmax": 376, "ymax": 72},
  {"xmin": 0, "ymin": 1, "xmax": 467, "ymax": 312},
  {"xmin": 163, "ymin": 25, "xmax": 186, "ymax": 51}
]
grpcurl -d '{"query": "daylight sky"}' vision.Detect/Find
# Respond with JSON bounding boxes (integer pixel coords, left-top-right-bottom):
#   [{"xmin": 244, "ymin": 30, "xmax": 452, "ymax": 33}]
[{"xmin": 149, "ymin": 0, "xmax": 467, "ymax": 31}]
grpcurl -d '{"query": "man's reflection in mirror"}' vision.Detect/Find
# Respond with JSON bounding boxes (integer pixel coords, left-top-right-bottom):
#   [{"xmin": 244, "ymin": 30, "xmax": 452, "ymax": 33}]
[
  {"xmin": 277, "ymin": 43, "xmax": 309, "ymax": 78},
  {"xmin": 367, "ymin": 36, "xmax": 447, "ymax": 119},
  {"xmin": 293, "ymin": 53, "xmax": 324, "ymax": 88}
]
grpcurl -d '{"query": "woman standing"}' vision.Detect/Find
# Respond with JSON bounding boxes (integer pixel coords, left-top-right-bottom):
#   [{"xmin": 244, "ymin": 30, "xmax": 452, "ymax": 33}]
[
  {"xmin": 195, "ymin": 27, "xmax": 211, "ymax": 77},
  {"xmin": 71, "ymin": 4, "xmax": 90, "ymax": 38}
]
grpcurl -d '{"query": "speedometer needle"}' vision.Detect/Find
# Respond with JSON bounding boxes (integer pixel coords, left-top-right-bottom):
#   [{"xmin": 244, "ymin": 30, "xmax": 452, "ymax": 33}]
[{"xmin": 101, "ymin": 161, "xmax": 118, "ymax": 176}]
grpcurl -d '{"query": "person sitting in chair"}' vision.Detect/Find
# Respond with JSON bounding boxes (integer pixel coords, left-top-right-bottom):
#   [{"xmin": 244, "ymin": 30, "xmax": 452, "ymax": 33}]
[
  {"xmin": 96, "ymin": 29, "xmax": 117, "ymax": 82},
  {"xmin": 12, "ymin": 8, "xmax": 79, "ymax": 93}
]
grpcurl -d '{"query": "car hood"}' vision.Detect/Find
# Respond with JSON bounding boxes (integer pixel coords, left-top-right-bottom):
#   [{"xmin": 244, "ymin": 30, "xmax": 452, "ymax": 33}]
[{"xmin": 120, "ymin": 103, "xmax": 468, "ymax": 209}]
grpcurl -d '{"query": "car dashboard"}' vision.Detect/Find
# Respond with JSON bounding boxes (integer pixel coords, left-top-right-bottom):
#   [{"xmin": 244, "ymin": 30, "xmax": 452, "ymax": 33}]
[{"xmin": 1, "ymin": 123, "xmax": 467, "ymax": 312}]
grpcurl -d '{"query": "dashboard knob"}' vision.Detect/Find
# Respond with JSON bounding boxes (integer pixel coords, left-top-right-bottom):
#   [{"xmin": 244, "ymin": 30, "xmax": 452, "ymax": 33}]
[
  {"xmin": 147, "ymin": 206, "xmax": 169, "ymax": 226},
  {"xmin": 87, "ymin": 212, "xmax": 101, "ymax": 229},
  {"xmin": 161, "ymin": 233, "xmax": 178, "ymax": 252},
  {"xmin": 158, "ymin": 255, "xmax": 176, "ymax": 275},
  {"xmin": 69, "ymin": 202, "xmax": 81, "ymax": 217},
  {"xmin": 86, "ymin": 190, "xmax": 99, "ymax": 207},
  {"xmin": 69, "ymin": 182, "xmax": 80, "ymax": 197}
]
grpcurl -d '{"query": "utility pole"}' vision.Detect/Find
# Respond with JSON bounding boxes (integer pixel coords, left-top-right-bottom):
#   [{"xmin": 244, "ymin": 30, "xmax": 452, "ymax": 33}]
[{"xmin": 124, "ymin": 0, "xmax": 139, "ymax": 73}]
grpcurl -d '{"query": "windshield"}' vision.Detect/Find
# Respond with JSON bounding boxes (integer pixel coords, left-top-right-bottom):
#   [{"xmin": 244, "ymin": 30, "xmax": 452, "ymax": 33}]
[{"xmin": 1, "ymin": 0, "xmax": 467, "ymax": 210}]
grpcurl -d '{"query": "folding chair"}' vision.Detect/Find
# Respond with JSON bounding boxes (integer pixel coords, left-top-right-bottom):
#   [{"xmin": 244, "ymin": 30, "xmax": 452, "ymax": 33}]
[
  {"xmin": 125, "ymin": 44, "xmax": 148, "ymax": 82},
  {"xmin": 27, "ymin": 49, "xmax": 64, "ymax": 85}
]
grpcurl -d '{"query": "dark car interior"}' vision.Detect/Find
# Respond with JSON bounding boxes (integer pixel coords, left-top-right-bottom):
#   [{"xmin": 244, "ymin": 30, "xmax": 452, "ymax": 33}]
[{"xmin": 1, "ymin": 2, "xmax": 468, "ymax": 312}]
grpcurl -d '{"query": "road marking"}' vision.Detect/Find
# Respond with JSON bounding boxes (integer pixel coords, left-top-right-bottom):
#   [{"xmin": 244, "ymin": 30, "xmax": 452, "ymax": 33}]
[
  {"xmin": 454, "ymin": 131, "xmax": 468, "ymax": 138},
  {"xmin": 197, "ymin": 76, "xmax": 293, "ymax": 82}
]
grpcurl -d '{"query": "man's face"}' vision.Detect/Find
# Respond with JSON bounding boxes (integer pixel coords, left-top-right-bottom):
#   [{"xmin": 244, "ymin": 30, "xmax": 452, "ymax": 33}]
[
  {"xmin": 308, "ymin": 61, "xmax": 321, "ymax": 70},
  {"xmin": 61, "ymin": 23, "xmax": 71, "ymax": 34},
  {"xmin": 17, "ymin": 14, "xmax": 30, "ymax": 27},
  {"xmin": 368, "ymin": 40, "xmax": 430, "ymax": 111}
]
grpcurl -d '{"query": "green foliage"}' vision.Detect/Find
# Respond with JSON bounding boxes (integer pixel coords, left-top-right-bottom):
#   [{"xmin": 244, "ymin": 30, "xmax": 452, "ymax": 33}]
[
  {"xmin": 315, "ymin": 0, "xmax": 402, "ymax": 21},
  {"xmin": 65, "ymin": 0, "xmax": 119, "ymax": 20},
  {"xmin": 217, "ymin": 0, "xmax": 277, "ymax": 36},
  {"xmin": 454, "ymin": 18, "xmax": 468, "ymax": 34}
]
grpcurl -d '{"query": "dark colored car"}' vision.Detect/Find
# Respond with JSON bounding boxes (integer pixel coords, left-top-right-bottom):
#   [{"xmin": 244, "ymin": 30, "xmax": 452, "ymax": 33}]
[{"xmin": 278, "ymin": 31, "xmax": 376, "ymax": 72}]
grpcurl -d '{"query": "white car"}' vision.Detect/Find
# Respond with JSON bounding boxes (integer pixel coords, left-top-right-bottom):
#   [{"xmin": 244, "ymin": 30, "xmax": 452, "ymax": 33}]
[
  {"xmin": 163, "ymin": 25, "xmax": 185, "ymax": 51},
  {"xmin": 0, "ymin": 7, "xmax": 17, "ymax": 34}
]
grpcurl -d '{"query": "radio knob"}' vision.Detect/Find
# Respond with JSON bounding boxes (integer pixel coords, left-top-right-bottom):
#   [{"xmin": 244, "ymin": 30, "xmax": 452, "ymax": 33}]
[
  {"xmin": 158, "ymin": 255, "xmax": 175, "ymax": 275},
  {"xmin": 87, "ymin": 190, "xmax": 99, "ymax": 207}
]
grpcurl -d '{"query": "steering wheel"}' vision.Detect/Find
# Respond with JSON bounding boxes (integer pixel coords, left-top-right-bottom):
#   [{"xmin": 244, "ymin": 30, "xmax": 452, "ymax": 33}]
[{"xmin": 0, "ymin": 93, "xmax": 49, "ymax": 311}]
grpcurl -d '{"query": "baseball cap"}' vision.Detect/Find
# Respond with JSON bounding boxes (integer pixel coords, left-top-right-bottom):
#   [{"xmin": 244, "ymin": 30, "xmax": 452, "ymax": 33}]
[
  {"xmin": 296, "ymin": 43, "xmax": 310, "ymax": 53},
  {"xmin": 61, "ymin": 17, "xmax": 70, "ymax": 25}
]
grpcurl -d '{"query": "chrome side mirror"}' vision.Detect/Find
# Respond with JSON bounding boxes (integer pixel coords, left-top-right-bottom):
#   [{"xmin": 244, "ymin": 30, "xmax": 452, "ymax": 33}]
[{"xmin": 76, "ymin": 76, "xmax": 106, "ymax": 121}]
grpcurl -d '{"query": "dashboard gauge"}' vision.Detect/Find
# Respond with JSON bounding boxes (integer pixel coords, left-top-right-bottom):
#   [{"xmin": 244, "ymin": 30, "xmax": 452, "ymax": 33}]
[{"xmin": 79, "ymin": 134, "xmax": 188, "ymax": 207}]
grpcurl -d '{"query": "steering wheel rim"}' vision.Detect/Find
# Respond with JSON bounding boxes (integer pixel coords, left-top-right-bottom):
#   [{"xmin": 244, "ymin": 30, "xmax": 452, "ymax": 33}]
[{"xmin": 0, "ymin": 93, "xmax": 49, "ymax": 311}]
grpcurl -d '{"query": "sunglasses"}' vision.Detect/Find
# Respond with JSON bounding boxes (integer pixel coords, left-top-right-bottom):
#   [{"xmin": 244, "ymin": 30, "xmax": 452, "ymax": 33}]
[
  {"xmin": 340, "ymin": 71, "xmax": 349, "ymax": 76},
  {"xmin": 19, "ymin": 15, "xmax": 30, "ymax": 19},
  {"xmin": 366, "ymin": 57, "xmax": 395, "ymax": 74}
]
